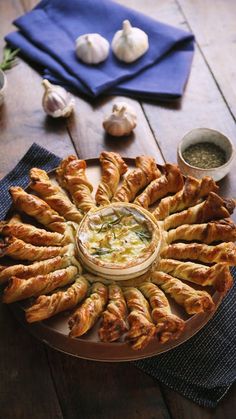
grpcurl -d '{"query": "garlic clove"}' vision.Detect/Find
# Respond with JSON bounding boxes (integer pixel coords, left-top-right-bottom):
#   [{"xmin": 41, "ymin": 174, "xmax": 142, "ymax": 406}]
[
  {"xmin": 112, "ymin": 20, "xmax": 149, "ymax": 63},
  {"xmin": 103, "ymin": 102, "xmax": 137, "ymax": 137},
  {"xmin": 75, "ymin": 33, "xmax": 109, "ymax": 65},
  {"xmin": 42, "ymin": 79, "xmax": 75, "ymax": 118}
]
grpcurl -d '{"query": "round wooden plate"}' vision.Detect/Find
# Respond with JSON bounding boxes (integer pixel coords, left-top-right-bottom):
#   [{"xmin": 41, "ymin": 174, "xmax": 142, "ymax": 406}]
[{"xmin": 10, "ymin": 158, "xmax": 222, "ymax": 362}]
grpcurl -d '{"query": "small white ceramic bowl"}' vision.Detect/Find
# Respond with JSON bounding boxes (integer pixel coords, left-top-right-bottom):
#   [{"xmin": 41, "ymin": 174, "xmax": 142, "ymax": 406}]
[
  {"xmin": 177, "ymin": 128, "xmax": 235, "ymax": 182},
  {"xmin": 0, "ymin": 69, "xmax": 7, "ymax": 106}
]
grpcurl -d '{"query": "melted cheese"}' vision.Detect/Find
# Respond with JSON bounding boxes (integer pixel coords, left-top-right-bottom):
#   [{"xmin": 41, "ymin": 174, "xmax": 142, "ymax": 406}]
[{"xmin": 80, "ymin": 206, "xmax": 153, "ymax": 265}]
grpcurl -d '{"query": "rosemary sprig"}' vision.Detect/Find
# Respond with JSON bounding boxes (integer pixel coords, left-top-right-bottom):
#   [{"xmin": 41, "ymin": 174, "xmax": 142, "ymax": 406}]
[
  {"xmin": 98, "ymin": 215, "xmax": 124, "ymax": 233},
  {"xmin": 91, "ymin": 248, "xmax": 114, "ymax": 256},
  {"xmin": 134, "ymin": 231, "xmax": 152, "ymax": 242},
  {"xmin": 0, "ymin": 48, "xmax": 20, "ymax": 71}
]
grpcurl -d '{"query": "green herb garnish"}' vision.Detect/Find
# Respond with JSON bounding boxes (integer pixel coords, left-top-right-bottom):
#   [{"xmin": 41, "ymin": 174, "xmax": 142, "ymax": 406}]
[
  {"xmin": 91, "ymin": 248, "xmax": 115, "ymax": 256},
  {"xmin": 98, "ymin": 215, "xmax": 124, "ymax": 233},
  {"xmin": 0, "ymin": 48, "xmax": 20, "ymax": 71},
  {"xmin": 134, "ymin": 231, "xmax": 152, "ymax": 241}
]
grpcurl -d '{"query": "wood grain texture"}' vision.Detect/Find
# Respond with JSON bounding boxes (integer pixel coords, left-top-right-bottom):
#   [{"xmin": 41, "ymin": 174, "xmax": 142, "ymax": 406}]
[
  {"xmin": 0, "ymin": 0, "xmax": 235, "ymax": 418},
  {"xmin": 0, "ymin": 0, "xmax": 75, "ymax": 178},
  {"xmin": 47, "ymin": 350, "xmax": 171, "ymax": 419},
  {"xmin": 117, "ymin": 0, "xmax": 236, "ymax": 209},
  {"xmin": 0, "ymin": 304, "xmax": 63, "ymax": 419},
  {"xmin": 178, "ymin": 0, "xmax": 236, "ymax": 120}
]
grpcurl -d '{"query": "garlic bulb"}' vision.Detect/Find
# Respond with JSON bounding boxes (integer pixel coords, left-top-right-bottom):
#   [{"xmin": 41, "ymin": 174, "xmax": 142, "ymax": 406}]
[
  {"xmin": 112, "ymin": 20, "xmax": 149, "ymax": 63},
  {"xmin": 42, "ymin": 79, "xmax": 74, "ymax": 118},
  {"xmin": 103, "ymin": 102, "xmax": 137, "ymax": 137},
  {"xmin": 75, "ymin": 34, "xmax": 109, "ymax": 64}
]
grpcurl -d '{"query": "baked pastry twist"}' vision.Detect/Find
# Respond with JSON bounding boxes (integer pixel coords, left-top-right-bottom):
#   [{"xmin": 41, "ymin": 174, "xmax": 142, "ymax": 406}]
[
  {"xmin": 3, "ymin": 266, "xmax": 78, "ymax": 303},
  {"xmin": 113, "ymin": 156, "xmax": 159, "ymax": 202},
  {"xmin": 135, "ymin": 163, "xmax": 184, "ymax": 209},
  {"xmin": 95, "ymin": 151, "xmax": 128, "ymax": 206},
  {"xmin": 98, "ymin": 284, "xmax": 128, "ymax": 342},
  {"xmin": 153, "ymin": 176, "xmax": 218, "ymax": 220},
  {"xmin": 0, "ymin": 255, "xmax": 77, "ymax": 284},
  {"xmin": 139, "ymin": 282, "xmax": 185, "ymax": 343},
  {"xmin": 30, "ymin": 168, "xmax": 83, "ymax": 223},
  {"xmin": 157, "ymin": 259, "xmax": 233, "ymax": 294},
  {"xmin": 0, "ymin": 214, "xmax": 73, "ymax": 246},
  {"xmin": 123, "ymin": 287, "xmax": 156, "ymax": 350},
  {"xmin": 161, "ymin": 242, "xmax": 236, "ymax": 264},
  {"xmin": 152, "ymin": 271, "xmax": 215, "ymax": 314},
  {"xmin": 164, "ymin": 192, "xmax": 235, "ymax": 230},
  {"xmin": 0, "ymin": 236, "xmax": 73, "ymax": 261},
  {"xmin": 26, "ymin": 276, "xmax": 89, "ymax": 323},
  {"xmin": 69, "ymin": 282, "xmax": 108, "ymax": 338},
  {"xmin": 9, "ymin": 187, "xmax": 66, "ymax": 233},
  {"xmin": 56, "ymin": 155, "xmax": 95, "ymax": 213},
  {"xmin": 167, "ymin": 219, "xmax": 236, "ymax": 244}
]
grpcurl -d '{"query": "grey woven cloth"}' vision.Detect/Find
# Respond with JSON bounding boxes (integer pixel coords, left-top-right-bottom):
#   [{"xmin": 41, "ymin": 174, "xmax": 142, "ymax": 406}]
[{"xmin": 1, "ymin": 143, "xmax": 235, "ymax": 408}]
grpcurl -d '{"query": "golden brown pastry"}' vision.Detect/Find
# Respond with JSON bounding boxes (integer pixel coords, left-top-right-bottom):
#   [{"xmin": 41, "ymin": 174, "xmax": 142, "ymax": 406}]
[
  {"xmin": 95, "ymin": 151, "xmax": 128, "ymax": 206},
  {"xmin": 167, "ymin": 219, "xmax": 236, "ymax": 244},
  {"xmin": 0, "ymin": 255, "xmax": 78, "ymax": 284},
  {"xmin": 3, "ymin": 266, "xmax": 78, "ymax": 303},
  {"xmin": 157, "ymin": 258, "xmax": 233, "ymax": 294},
  {"xmin": 56, "ymin": 155, "xmax": 95, "ymax": 213},
  {"xmin": 164, "ymin": 192, "xmax": 235, "ymax": 231},
  {"xmin": 68, "ymin": 282, "xmax": 108, "ymax": 338},
  {"xmin": 161, "ymin": 242, "xmax": 236, "ymax": 265},
  {"xmin": 152, "ymin": 271, "xmax": 215, "ymax": 314},
  {"xmin": 135, "ymin": 163, "xmax": 184, "ymax": 209},
  {"xmin": 123, "ymin": 287, "xmax": 156, "ymax": 350},
  {"xmin": 9, "ymin": 187, "xmax": 66, "ymax": 233},
  {"xmin": 153, "ymin": 176, "xmax": 218, "ymax": 220},
  {"xmin": 0, "ymin": 214, "xmax": 73, "ymax": 246},
  {"xmin": 112, "ymin": 155, "xmax": 160, "ymax": 203},
  {"xmin": 98, "ymin": 284, "xmax": 128, "ymax": 342},
  {"xmin": 25, "ymin": 276, "xmax": 89, "ymax": 323},
  {"xmin": 30, "ymin": 168, "xmax": 83, "ymax": 223},
  {"xmin": 139, "ymin": 282, "xmax": 185, "ymax": 343},
  {"xmin": 0, "ymin": 236, "xmax": 73, "ymax": 261}
]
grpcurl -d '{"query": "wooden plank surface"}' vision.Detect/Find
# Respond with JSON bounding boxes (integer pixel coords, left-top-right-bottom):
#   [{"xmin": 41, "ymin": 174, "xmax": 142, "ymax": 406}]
[
  {"xmin": 178, "ymin": 0, "xmax": 236, "ymax": 120},
  {"xmin": 0, "ymin": 0, "xmax": 235, "ymax": 418}
]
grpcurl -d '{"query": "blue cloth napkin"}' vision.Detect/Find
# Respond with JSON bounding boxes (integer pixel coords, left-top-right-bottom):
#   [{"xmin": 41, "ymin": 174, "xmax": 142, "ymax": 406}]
[
  {"xmin": 1, "ymin": 143, "xmax": 235, "ymax": 408},
  {"xmin": 5, "ymin": 0, "xmax": 194, "ymax": 100}
]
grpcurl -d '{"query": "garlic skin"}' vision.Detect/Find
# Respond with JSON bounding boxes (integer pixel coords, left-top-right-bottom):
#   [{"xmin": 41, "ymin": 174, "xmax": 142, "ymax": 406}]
[
  {"xmin": 103, "ymin": 102, "xmax": 137, "ymax": 137},
  {"xmin": 112, "ymin": 20, "xmax": 149, "ymax": 63},
  {"xmin": 42, "ymin": 79, "xmax": 74, "ymax": 118},
  {"xmin": 75, "ymin": 34, "xmax": 109, "ymax": 64}
]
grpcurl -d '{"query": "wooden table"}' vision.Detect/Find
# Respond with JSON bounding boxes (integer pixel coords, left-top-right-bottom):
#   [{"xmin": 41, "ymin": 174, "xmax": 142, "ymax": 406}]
[{"xmin": 0, "ymin": 1, "xmax": 236, "ymax": 418}]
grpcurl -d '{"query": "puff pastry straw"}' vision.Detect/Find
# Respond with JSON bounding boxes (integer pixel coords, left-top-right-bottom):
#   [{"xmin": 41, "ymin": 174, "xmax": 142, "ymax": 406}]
[
  {"xmin": 98, "ymin": 284, "xmax": 128, "ymax": 342},
  {"xmin": 112, "ymin": 155, "xmax": 160, "ymax": 203},
  {"xmin": 3, "ymin": 266, "xmax": 78, "ymax": 303},
  {"xmin": 9, "ymin": 187, "xmax": 66, "ymax": 233},
  {"xmin": 123, "ymin": 287, "xmax": 156, "ymax": 350},
  {"xmin": 152, "ymin": 271, "xmax": 215, "ymax": 314},
  {"xmin": 95, "ymin": 151, "xmax": 128, "ymax": 206},
  {"xmin": 25, "ymin": 276, "xmax": 89, "ymax": 323},
  {"xmin": 157, "ymin": 259, "xmax": 233, "ymax": 294},
  {"xmin": 163, "ymin": 192, "xmax": 235, "ymax": 231},
  {"xmin": 161, "ymin": 242, "xmax": 236, "ymax": 265},
  {"xmin": 0, "ymin": 214, "xmax": 73, "ymax": 246},
  {"xmin": 30, "ymin": 168, "xmax": 83, "ymax": 223},
  {"xmin": 69, "ymin": 282, "xmax": 108, "ymax": 338},
  {"xmin": 0, "ymin": 236, "xmax": 73, "ymax": 261},
  {"xmin": 153, "ymin": 176, "xmax": 218, "ymax": 220},
  {"xmin": 139, "ymin": 282, "xmax": 185, "ymax": 343},
  {"xmin": 166, "ymin": 219, "xmax": 236, "ymax": 244},
  {"xmin": 135, "ymin": 163, "xmax": 184, "ymax": 209},
  {"xmin": 56, "ymin": 155, "xmax": 95, "ymax": 213},
  {"xmin": 0, "ymin": 255, "xmax": 79, "ymax": 284}
]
